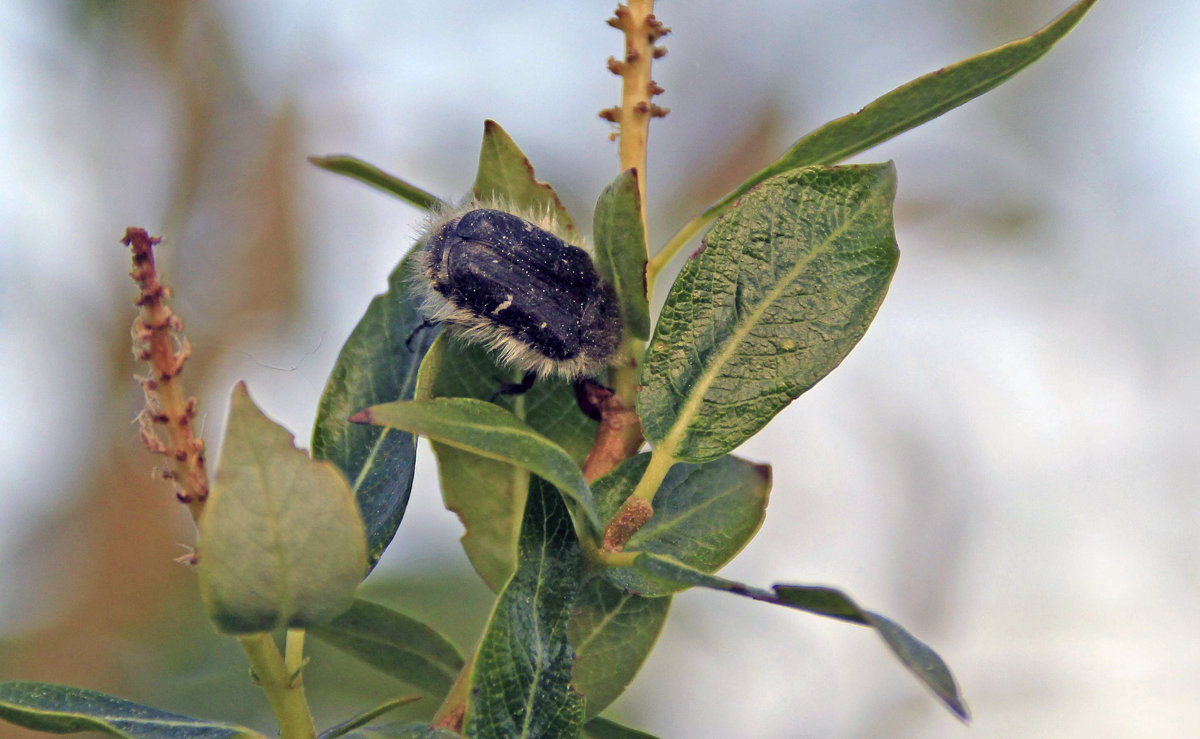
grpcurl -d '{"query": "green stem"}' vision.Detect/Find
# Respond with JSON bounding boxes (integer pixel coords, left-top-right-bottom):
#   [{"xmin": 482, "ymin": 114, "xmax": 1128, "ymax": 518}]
[
  {"xmin": 284, "ymin": 628, "xmax": 306, "ymax": 675},
  {"xmin": 239, "ymin": 633, "xmax": 317, "ymax": 739},
  {"xmin": 628, "ymin": 444, "xmax": 674, "ymax": 505},
  {"xmin": 616, "ymin": 0, "xmax": 658, "ymax": 228},
  {"xmin": 646, "ymin": 209, "xmax": 713, "ymax": 286}
]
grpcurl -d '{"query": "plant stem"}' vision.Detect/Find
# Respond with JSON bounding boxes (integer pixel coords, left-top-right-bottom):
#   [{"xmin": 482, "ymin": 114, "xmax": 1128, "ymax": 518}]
[
  {"xmin": 604, "ymin": 0, "xmax": 668, "ymax": 298},
  {"xmin": 613, "ymin": 0, "xmax": 664, "ymax": 226},
  {"xmin": 600, "ymin": 444, "xmax": 673, "ymax": 552},
  {"xmin": 239, "ymin": 633, "xmax": 317, "ymax": 739},
  {"xmin": 630, "ymin": 444, "xmax": 673, "ymax": 505},
  {"xmin": 284, "ymin": 628, "xmax": 306, "ymax": 675},
  {"xmin": 647, "ymin": 209, "xmax": 714, "ymax": 285}
]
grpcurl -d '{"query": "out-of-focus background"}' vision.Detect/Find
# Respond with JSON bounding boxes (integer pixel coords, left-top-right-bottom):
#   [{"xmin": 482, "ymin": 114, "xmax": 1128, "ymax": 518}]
[{"xmin": 1, "ymin": 1, "xmax": 1196, "ymax": 737}]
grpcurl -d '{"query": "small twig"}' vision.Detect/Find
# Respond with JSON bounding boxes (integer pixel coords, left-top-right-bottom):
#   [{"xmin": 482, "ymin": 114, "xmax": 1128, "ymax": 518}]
[{"xmin": 122, "ymin": 227, "xmax": 208, "ymax": 522}]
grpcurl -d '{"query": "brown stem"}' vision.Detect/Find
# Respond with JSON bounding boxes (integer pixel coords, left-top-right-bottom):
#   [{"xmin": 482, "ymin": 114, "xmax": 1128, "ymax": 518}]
[
  {"xmin": 581, "ymin": 380, "xmax": 644, "ymax": 483},
  {"xmin": 601, "ymin": 496, "xmax": 654, "ymax": 552}
]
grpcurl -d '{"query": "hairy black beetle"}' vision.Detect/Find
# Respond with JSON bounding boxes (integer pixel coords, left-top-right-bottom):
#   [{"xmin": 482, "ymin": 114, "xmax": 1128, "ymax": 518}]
[{"xmin": 413, "ymin": 207, "xmax": 623, "ymax": 385}]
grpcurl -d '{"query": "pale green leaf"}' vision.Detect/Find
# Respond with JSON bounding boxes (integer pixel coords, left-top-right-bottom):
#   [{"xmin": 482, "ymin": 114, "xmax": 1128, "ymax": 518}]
[
  {"xmin": 199, "ymin": 383, "xmax": 367, "ymax": 633},
  {"xmin": 472, "ymin": 120, "xmax": 579, "ymax": 239}
]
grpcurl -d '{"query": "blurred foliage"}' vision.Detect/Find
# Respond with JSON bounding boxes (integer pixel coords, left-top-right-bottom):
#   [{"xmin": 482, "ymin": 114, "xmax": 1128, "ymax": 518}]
[{"xmin": 1, "ymin": 3, "xmax": 306, "ymax": 735}]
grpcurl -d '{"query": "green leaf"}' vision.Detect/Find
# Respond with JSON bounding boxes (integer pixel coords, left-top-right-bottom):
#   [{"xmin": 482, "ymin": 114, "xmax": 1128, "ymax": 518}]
[
  {"xmin": 318, "ymin": 696, "xmax": 422, "ymax": 739},
  {"xmin": 639, "ymin": 164, "xmax": 898, "ymax": 463},
  {"xmin": 0, "ymin": 682, "xmax": 263, "ymax": 738},
  {"xmin": 309, "ymin": 598, "xmax": 465, "ymax": 697},
  {"xmin": 312, "ymin": 251, "xmax": 441, "ymax": 569},
  {"xmin": 705, "ymin": 0, "xmax": 1097, "ymax": 218},
  {"xmin": 464, "ymin": 480, "xmax": 586, "ymax": 738},
  {"xmin": 569, "ymin": 577, "xmax": 670, "ymax": 718},
  {"xmin": 593, "ymin": 169, "xmax": 650, "ymax": 339},
  {"xmin": 340, "ymin": 724, "xmax": 460, "ymax": 739},
  {"xmin": 354, "ymin": 397, "xmax": 602, "ymax": 542},
  {"xmin": 428, "ymin": 340, "xmax": 598, "ymax": 591},
  {"xmin": 632, "ymin": 555, "xmax": 970, "ymax": 721},
  {"xmin": 308, "ymin": 155, "xmax": 442, "ymax": 211},
  {"xmin": 595, "ymin": 454, "xmax": 771, "ymax": 596},
  {"xmin": 773, "ymin": 585, "xmax": 970, "ymax": 720},
  {"xmin": 472, "ymin": 120, "xmax": 579, "ymax": 239},
  {"xmin": 431, "ymin": 340, "xmax": 597, "ymax": 465},
  {"xmin": 583, "ymin": 717, "xmax": 660, "ymax": 739},
  {"xmin": 198, "ymin": 383, "xmax": 367, "ymax": 633}
]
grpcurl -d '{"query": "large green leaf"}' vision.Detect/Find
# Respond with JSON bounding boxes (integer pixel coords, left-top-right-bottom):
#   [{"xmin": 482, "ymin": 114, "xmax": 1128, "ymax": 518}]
[
  {"xmin": 353, "ymin": 398, "xmax": 602, "ymax": 540},
  {"xmin": 464, "ymin": 480, "xmax": 586, "ymax": 738},
  {"xmin": 569, "ymin": 577, "xmax": 670, "ymax": 718},
  {"xmin": 632, "ymin": 554, "xmax": 970, "ymax": 721},
  {"xmin": 309, "ymin": 598, "xmax": 465, "ymax": 698},
  {"xmin": 198, "ymin": 383, "xmax": 366, "ymax": 633},
  {"xmin": 639, "ymin": 164, "xmax": 898, "ymax": 462},
  {"xmin": 595, "ymin": 453, "xmax": 771, "ymax": 595},
  {"xmin": 472, "ymin": 120, "xmax": 579, "ymax": 239},
  {"xmin": 593, "ymin": 169, "xmax": 650, "ymax": 339},
  {"xmin": 312, "ymin": 250, "xmax": 441, "ymax": 569},
  {"xmin": 0, "ymin": 682, "xmax": 263, "ymax": 738},
  {"xmin": 308, "ymin": 155, "xmax": 441, "ymax": 211},
  {"xmin": 703, "ymin": 0, "xmax": 1097, "ymax": 219}
]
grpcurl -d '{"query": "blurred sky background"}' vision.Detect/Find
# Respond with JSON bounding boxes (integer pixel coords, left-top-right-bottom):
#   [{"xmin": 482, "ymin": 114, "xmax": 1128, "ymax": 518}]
[{"xmin": 1, "ymin": 1, "xmax": 1197, "ymax": 737}]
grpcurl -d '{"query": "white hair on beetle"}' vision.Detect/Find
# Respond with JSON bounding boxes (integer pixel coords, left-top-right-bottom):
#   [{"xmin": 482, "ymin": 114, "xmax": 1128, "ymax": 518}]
[{"xmin": 409, "ymin": 198, "xmax": 622, "ymax": 381}]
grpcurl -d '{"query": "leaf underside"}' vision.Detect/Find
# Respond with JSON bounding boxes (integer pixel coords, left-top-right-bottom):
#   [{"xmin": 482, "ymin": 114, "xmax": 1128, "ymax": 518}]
[
  {"xmin": 199, "ymin": 383, "xmax": 366, "ymax": 633},
  {"xmin": 309, "ymin": 598, "xmax": 465, "ymax": 698}
]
